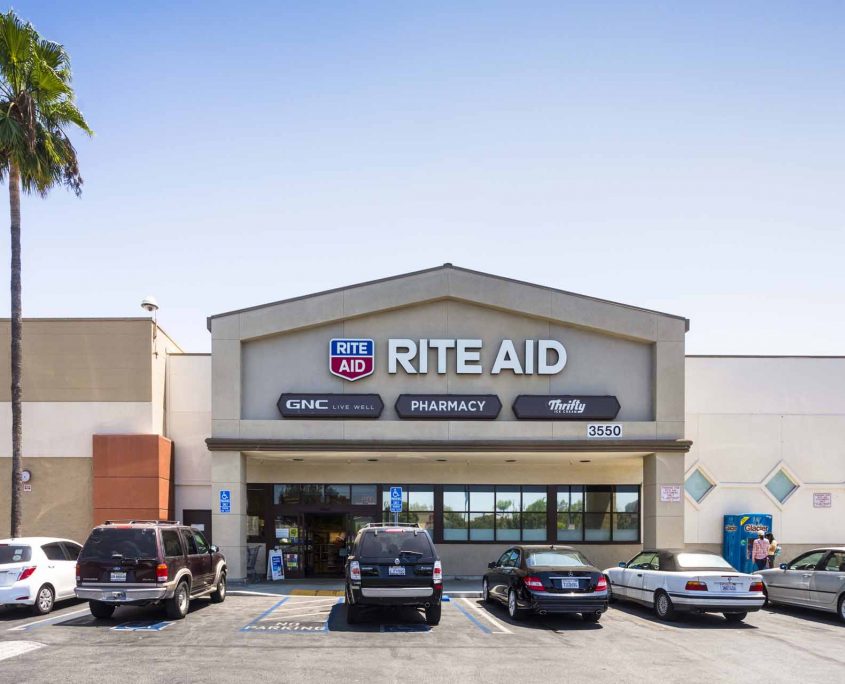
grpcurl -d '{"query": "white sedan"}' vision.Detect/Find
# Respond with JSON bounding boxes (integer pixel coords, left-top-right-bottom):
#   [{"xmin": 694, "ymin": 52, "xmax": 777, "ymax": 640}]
[
  {"xmin": 605, "ymin": 548, "xmax": 765, "ymax": 622},
  {"xmin": 0, "ymin": 537, "xmax": 83, "ymax": 614}
]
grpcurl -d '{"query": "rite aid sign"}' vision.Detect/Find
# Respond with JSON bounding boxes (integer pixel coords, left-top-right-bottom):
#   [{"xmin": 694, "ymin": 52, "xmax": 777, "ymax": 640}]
[{"xmin": 329, "ymin": 337, "xmax": 567, "ymax": 380}]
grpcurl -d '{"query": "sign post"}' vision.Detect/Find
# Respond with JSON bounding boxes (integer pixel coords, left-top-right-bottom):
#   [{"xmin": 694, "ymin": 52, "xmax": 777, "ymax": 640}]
[{"xmin": 390, "ymin": 486, "xmax": 403, "ymax": 525}]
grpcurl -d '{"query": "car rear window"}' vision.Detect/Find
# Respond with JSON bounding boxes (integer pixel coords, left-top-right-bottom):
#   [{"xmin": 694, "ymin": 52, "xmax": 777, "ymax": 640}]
[
  {"xmin": 359, "ymin": 530, "xmax": 433, "ymax": 559},
  {"xmin": 676, "ymin": 553, "xmax": 735, "ymax": 570},
  {"xmin": 526, "ymin": 550, "xmax": 590, "ymax": 568},
  {"xmin": 80, "ymin": 528, "xmax": 158, "ymax": 561},
  {"xmin": 0, "ymin": 545, "xmax": 31, "ymax": 563}
]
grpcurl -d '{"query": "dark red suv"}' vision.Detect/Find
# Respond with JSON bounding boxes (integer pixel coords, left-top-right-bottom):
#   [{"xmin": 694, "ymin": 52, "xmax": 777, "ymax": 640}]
[{"xmin": 75, "ymin": 520, "xmax": 227, "ymax": 620}]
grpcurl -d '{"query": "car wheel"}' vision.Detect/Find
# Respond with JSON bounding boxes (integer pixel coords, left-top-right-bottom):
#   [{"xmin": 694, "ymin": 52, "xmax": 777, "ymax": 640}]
[
  {"xmin": 838, "ymin": 595, "xmax": 845, "ymax": 624},
  {"xmin": 31, "ymin": 585, "xmax": 54, "ymax": 615},
  {"xmin": 654, "ymin": 590, "xmax": 676, "ymax": 621},
  {"xmin": 482, "ymin": 578, "xmax": 491, "ymax": 603},
  {"xmin": 165, "ymin": 581, "xmax": 190, "ymax": 620},
  {"xmin": 425, "ymin": 603, "xmax": 441, "ymax": 626},
  {"xmin": 607, "ymin": 584, "xmax": 618, "ymax": 605},
  {"xmin": 762, "ymin": 585, "xmax": 770, "ymax": 607},
  {"xmin": 723, "ymin": 612, "xmax": 747, "ymax": 623},
  {"xmin": 581, "ymin": 612, "xmax": 601, "ymax": 623},
  {"xmin": 89, "ymin": 600, "xmax": 116, "ymax": 619},
  {"xmin": 210, "ymin": 571, "xmax": 227, "ymax": 603},
  {"xmin": 507, "ymin": 590, "xmax": 524, "ymax": 621}
]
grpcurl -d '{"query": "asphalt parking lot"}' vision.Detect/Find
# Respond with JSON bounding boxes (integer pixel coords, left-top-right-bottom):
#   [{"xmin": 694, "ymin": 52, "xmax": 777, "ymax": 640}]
[{"xmin": 0, "ymin": 593, "xmax": 843, "ymax": 683}]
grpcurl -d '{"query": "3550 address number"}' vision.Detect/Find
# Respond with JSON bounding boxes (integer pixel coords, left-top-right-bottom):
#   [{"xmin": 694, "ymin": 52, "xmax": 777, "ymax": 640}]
[{"xmin": 586, "ymin": 423, "xmax": 623, "ymax": 439}]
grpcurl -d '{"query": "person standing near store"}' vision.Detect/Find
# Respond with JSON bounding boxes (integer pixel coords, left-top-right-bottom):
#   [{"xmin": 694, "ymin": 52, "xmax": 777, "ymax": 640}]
[
  {"xmin": 751, "ymin": 530, "xmax": 769, "ymax": 571},
  {"xmin": 766, "ymin": 532, "xmax": 779, "ymax": 569}
]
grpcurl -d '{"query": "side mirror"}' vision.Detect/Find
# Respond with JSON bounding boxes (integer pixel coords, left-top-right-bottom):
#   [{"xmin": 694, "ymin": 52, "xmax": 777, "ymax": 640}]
[
  {"xmin": 209, "ymin": 545, "xmax": 219, "ymax": 553},
  {"xmin": 779, "ymin": 563, "xmax": 787, "ymax": 570},
  {"xmin": 488, "ymin": 561, "xmax": 497, "ymax": 569},
  {"xmin": 618, "ymin": 562, "xmax": 627, "ymax": 568}
]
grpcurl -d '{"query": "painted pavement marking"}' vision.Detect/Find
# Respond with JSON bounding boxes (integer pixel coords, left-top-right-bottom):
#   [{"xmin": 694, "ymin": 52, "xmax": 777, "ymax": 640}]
[
  {"xmin": 0, "ymin": 640, "xmax": 45, "ymax": 662},
  {"xmin": 460, "ymin": 598, "xmax": 513, "ymax": 634},
  {"xmin": 7, "ymin": 607, "xmax": 91, "ymax": 632}
]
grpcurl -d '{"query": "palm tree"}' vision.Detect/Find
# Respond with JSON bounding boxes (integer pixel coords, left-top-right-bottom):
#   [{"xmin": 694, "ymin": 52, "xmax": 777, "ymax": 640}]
[{"xmin": 0, "ymin": 11, "xmax": 91, "ymax": 537}]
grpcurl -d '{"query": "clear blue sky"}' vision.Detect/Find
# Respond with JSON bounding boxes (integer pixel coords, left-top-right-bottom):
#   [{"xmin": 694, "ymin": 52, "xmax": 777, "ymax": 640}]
[{"xmin": 3, "ymin": 1, "xmax": 843, "ymax": 353}]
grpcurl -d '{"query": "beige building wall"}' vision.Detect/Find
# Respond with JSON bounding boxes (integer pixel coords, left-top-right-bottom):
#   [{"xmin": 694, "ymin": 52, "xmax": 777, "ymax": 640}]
[
  {"xmin": 685, "ymin": 356, "xmax": 845, "ymax": 559},
  {"xmin": 0, "ymin": 319, "xmax": 171, "ymax": 543},
  {"xmin": 167, "ymin": 354, "xmax": 213, "ymax": 519}
]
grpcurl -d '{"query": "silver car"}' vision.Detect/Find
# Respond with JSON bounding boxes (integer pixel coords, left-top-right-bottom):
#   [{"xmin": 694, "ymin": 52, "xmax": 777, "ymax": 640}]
[{"xmin": 759, "ymin": 547, "xmax": 845, "ymax": 622}]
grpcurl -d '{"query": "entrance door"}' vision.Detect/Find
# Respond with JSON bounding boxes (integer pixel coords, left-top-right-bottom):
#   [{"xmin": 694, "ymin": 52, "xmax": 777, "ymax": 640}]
[{"xmin": 304, "ymin": 514, "xmax": 347, "ymax": 576}]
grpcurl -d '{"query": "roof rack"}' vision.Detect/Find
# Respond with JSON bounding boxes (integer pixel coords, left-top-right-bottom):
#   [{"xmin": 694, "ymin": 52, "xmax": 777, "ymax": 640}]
[
  {"xmin": 102, "ymin": 520, "xmax": 181, "ymax": 526},
  {"xmin": 363, "ymin": 522, "xmax": 422, "ymax": 535}
]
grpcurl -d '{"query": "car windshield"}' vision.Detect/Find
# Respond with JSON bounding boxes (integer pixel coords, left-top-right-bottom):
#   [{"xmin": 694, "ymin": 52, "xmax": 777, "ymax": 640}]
[
  {"xmin": 0, "ymin": 544, "xmax": 31, "ymax": 564},
  {"xmin": 526, "ymin": 550, "xmax": 589, "ymax": 568},
  {"xmin": 676, "ymin": 553, "xmax": 735, "ymax": 570},
  {"xmin": 359, "ymin": 530, "xmax": 433, "ymax": 559},
  {"xmin": 80, "ymin": 528, "xmax": 158, "ymax": 561}
]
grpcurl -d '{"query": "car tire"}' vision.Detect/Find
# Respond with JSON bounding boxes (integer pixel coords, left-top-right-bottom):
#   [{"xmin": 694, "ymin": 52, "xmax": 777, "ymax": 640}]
[
  {"xmin": 482, "ymin": 578, "xmax": 491, "ymax": 603},
  {"xmin": 89, "ymin": 600, "xmax": 116, "ymax": 619},
  {"xmin": 425, "ymin": 603, "xmax": 441, "ymax": 626},
  {"xmin": 31, "ymin": 585, "xmax": 54, "ymax": 615},
  {"xmin": 723, "ymin": 612, "xmax": 747, "ymax": 623},
  {"xmin": 507, "ymin": 590, "xmax": 524, "ymax": 621},
  {"xmin": 165, "ymin": 580, "xmax": 190, "ymax": 620},
  {"xmin": 837, "ymin": 595, "xmax": 845, "ymax": 624},
  {"xmin": 607, "ymin": 585, "xmax": 618, "ymax": 605},
  {"xmin": 581, "ymin": 612, "xmax": 601, "ymax": 623},
  {"xmin": 654, "ymin": 590, "xmax": 676, "ymax": 621},
  {"xmin": 210, "ymin": 571, "xmax": 227, "ymax": 603}
]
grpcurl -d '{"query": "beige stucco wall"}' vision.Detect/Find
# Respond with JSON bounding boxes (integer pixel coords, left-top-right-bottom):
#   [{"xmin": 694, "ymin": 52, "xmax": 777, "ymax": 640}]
[
  {"xmin": 685, "ymin": 357, "xmax": 845, "ymax": 547},
  {"xmin": 240, "ymin": 300, "xmax": 656, "ymax": 422},
  {"xmin": 168, "ymin": 354, "xmax": 212, "ymax": 521},
  {"xmin": 0, "ymin": 456, "xmax": 92, "ymax": 543}
]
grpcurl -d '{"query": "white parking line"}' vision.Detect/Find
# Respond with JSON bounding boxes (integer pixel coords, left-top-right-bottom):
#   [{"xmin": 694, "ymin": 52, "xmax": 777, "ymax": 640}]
[
  {"xmin": 0, "ymin": 641, "xmax": 45, "ymax": 661},
  {"xmin": 7, "ymin": 607, "xmax": 91, "ymax": 632},
  {"xmin": 460, "ymin": 598, "xmax": 513, "ymax": 634}
]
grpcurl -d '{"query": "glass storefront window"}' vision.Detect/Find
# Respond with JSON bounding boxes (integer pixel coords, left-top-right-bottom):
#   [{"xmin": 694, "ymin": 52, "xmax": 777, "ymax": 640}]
[
  {"xmin": 325, "ymin": 485, "xmax": 350, "ymax": 505},
  {"xmin": 443, "ymin": 486, "xmax": 469, "ymax": 512},
  {"xmin": 495, "ymin": 489, "xmax": 520, "ymax": 512},
  {"xmin": 522, "ymin": 511, "xmax": 546, "ymax": 541},
  {"xmin": 469, "ymin": 512, "xmax": 494, "ymax": 541},
  {"xmin": 247, "ymin": 487, "xmax": 265, "ymax": 540},
  {"xmin": 469, "ymin": 486, "xmax": 495, "ymax": 511},
  {"xmin": 274, "ymin": 484, "xmax": 301, "ymax": 505},
  {"xmin": 408, "ymin": 486, "xmax": 434, "ymax": 512},
  {"xmin": 585, "ymin": 512, "xmax": 611, "ymax": 541},
  {"xmin": 557, "ymin": 485, "xmax": 639, "ymax": 542},
  {"xmin": 301, "ymin": 484, "xmax": 323, "ymax": 504},
  {"xmin": 495, "ymin": 512, "xmax": 520, "ymax": 541},
  {"xmin": 351, "ymin": 485, "xmax": 377, "ymax": 506},
  {"xmin": 443, "ymin": 511, "xmax": 468, "ymax": 540}
]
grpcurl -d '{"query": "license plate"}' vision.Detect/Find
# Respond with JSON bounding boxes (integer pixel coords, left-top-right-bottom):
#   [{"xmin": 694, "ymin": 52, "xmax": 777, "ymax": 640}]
[
  {"xmin": 719, "ymin": 582, "xmax": 736, "ymax": 592},
  {"xmin": 388, "ymin": 566, "xmax": 406, "ymax": 576},
  {"xmin": 557, "ymin": 579, "xmax": 580, "ymax": 589},
  {"xmin": 110, "ymin": 571, "xmax": 126, "ymax": 582}
]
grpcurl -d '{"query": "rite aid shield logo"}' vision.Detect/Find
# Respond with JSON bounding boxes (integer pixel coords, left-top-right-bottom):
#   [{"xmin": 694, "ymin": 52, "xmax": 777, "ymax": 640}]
[{"xmin": 329, "ymin": 338, "xmax": 375, "ymax": 381}]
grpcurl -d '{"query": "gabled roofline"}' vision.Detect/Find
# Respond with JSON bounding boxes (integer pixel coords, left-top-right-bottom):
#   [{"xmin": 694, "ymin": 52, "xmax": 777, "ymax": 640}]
[{"xmin": 206, "ymin": 264, "xmax": 689, "ymax": 331}]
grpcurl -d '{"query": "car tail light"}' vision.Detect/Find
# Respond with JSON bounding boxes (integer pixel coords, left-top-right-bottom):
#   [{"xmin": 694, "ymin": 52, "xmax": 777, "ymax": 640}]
[
  {"xmin": 18, "ymin": 566, "xmax": 36, "ymax": 581},
  {"xmin": 350, "ymin": 561, "xmax": 361, "ymax": 582},
  {"xmin": 594, "ymin": 575, "xmax": 608, "ymax": 592},
  {"xmin": 524, "ymin": 576, "xmax": 545, "ymax": 592},
  {"xmin": 750, "ymin": 581, "xmax": 764, "ymax": 592},
  {"xmin": 432, "ymin": 560, "xmax": 442, "ymax": 586},
  {"xmin": 156, "ymin": 563, "xmax": 168, "ymax": 582},
  {"xmin": 685, "ymin": 580, "xmax": 708, "ymax": 591},
  {"xmin": 75, "ymin": 563, "xmax": 80, "ymax": 582}
]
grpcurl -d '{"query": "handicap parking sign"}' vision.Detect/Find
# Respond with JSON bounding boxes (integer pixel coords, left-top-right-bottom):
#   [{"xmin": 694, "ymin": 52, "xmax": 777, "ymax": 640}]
[
  {"xmin": 390, "ymin": 486, "xmax": 403, "ymax": 513},
  {"xmin": 219, "ymin": 489, "xmax": 231, "ymax": 513}
]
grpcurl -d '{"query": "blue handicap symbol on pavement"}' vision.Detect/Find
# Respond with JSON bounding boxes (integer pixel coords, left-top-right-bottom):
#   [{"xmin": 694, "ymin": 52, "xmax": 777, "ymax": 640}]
[{"xmin": 112, "ymin": 620, "xmax": 173, "ymax": 632}]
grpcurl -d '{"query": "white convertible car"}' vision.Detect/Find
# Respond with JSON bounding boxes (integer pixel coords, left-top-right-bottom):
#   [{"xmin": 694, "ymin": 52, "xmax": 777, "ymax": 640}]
[{"xmin": 605, "ymin": 549, "xmax": 765, "ymax": 622}]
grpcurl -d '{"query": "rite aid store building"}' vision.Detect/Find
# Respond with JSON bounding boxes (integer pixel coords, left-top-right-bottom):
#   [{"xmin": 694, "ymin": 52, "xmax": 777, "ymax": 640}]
[{"xmin": 2, "ymin": 265, "xmax": 843, "ymax": 580}]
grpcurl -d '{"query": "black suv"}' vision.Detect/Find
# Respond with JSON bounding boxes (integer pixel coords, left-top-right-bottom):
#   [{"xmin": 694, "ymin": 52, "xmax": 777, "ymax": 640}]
[
  {"xmin": 75, "ymin": 520, "xmax": 227, "ymax": 620},
  {"xmin": 344, "ymin": 523, "xmax": 443, "ymax": 626}
]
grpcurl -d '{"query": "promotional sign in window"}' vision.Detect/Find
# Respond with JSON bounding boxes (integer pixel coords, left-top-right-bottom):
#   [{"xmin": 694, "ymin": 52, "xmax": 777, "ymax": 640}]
[
  {"xmin": 512, "ymin": 395, "xmax": 621, "ymax": 420},
  {"xmin": 394, "ymin": 394, "xmax": 502, "ymax": 419}
]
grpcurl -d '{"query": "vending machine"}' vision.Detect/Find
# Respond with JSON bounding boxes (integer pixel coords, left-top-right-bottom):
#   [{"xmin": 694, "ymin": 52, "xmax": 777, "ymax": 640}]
[{"xmin": 722, "ymin": 514, "xmax": 773, "ymax": 574}]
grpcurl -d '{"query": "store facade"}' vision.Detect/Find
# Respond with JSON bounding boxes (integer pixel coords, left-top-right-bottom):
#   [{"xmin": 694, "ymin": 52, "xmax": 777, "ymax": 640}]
[{"xmin": 206, "ymin": 265, "xmax": 690, "ymax": 579}]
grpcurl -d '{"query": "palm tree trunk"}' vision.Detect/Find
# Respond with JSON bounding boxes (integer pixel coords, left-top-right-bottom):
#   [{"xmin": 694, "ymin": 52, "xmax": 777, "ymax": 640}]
[{"xmin": 9, "ymin": 161, "xmax": 22, "ymax": 538}]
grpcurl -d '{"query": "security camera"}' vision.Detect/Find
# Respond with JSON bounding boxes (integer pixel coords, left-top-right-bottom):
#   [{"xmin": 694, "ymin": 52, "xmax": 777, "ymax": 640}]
[{"xmin": 141, "ymin": 296, "xmax": 159, "ymax": 313}]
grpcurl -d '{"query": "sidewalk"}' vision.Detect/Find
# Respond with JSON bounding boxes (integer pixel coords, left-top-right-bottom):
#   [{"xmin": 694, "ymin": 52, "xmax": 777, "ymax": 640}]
[{"xmin": 229, "ymin": 577, "xmax": 482, "ymax": 598}]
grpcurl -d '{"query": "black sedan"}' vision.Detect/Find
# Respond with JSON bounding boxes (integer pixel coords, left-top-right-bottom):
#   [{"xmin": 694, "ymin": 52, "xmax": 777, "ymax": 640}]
[{"xmin": 482, "ymin": 545, "xmax": 608, "ymax": 622}]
